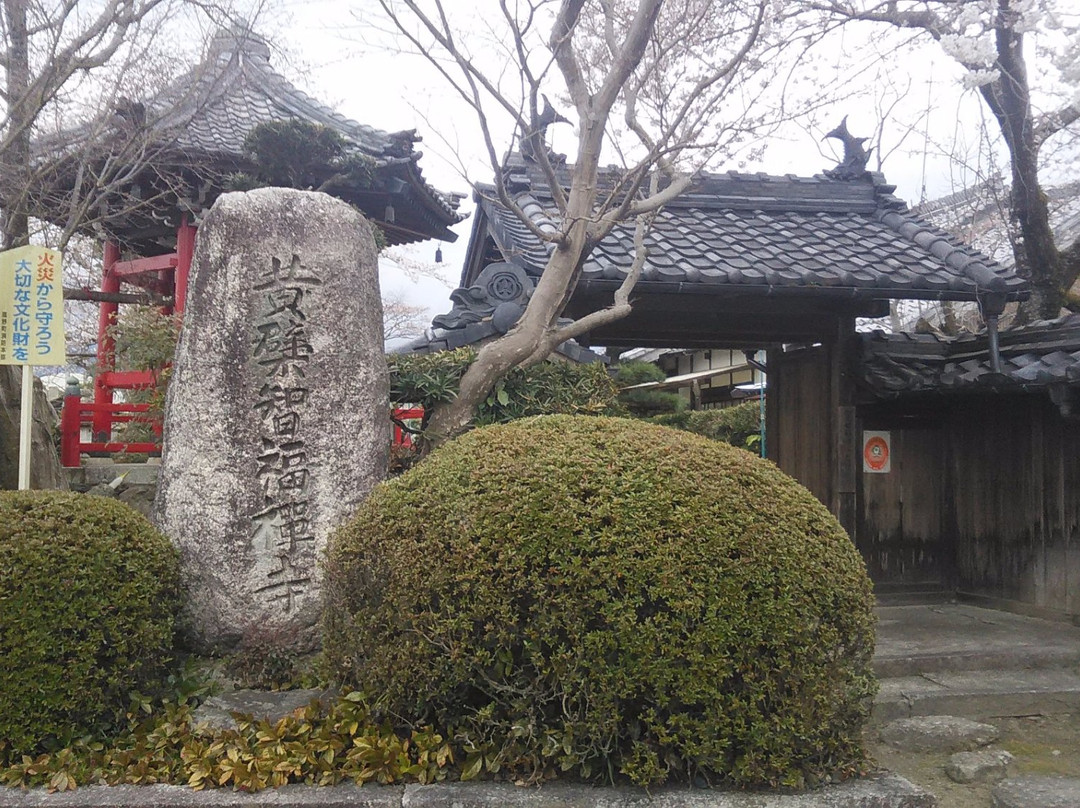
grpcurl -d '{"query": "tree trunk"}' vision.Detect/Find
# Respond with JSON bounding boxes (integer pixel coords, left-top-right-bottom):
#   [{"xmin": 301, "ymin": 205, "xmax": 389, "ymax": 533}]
[
  {"xmin": 1, "ymin": 0, "xmax": 31, "ymax": 249},
  {"xmin": 980, "ymin": 10, "xmax": 1065, "ymax": 321}
]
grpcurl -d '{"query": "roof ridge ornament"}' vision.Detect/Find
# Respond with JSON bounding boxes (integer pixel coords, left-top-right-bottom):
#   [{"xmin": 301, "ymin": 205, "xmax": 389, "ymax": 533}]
[
  {"xmin": 520, "ymin": 94, "xmax": 571, "ymax": 165},
  {"xmin": 823, "ymin": 116, "xmax": 872, "ymax": 181}
]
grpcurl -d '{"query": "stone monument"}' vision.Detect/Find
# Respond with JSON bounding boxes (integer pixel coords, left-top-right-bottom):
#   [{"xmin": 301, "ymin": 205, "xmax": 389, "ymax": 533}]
[{"xmin": 153, "ymin": 188, "xmax": 388, "ymax": 652}]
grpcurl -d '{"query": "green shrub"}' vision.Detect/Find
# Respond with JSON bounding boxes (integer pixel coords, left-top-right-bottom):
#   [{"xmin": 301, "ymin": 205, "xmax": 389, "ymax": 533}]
[
  {"xmin": 614, "ymin": 360, "xmax": 683, "ymax": 418},
  {"xmin": 389, "ymin": 348, "xmax": 622, "ymax": 426},
  {"xmin": 655, "ymin": 400, "xmax": 763, "ymax": 449},
  {"xmin": 0, "ymin": 491, "xmax": 182, "ymax": 761},
  {"xmin": 323, "ymin": 416, "xmax": 876, "ymax": 788}
]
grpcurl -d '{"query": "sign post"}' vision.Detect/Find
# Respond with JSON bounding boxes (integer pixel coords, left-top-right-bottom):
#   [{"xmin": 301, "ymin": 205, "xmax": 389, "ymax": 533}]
[{"xmin": 0, "ymin": 246, "xmax": 66, "ymax": 489}]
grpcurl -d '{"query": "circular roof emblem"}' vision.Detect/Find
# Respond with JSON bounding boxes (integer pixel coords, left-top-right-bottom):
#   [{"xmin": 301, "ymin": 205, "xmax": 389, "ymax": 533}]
[{"xmin": 488, "ymin": 271, "xmax": 524, "ymax": 301}]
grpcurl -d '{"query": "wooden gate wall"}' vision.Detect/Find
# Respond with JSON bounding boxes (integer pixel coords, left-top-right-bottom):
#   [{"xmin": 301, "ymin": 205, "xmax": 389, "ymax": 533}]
[{"xmin": 857, "ymin": 395, "xmax": 1080, "ymax": 619}]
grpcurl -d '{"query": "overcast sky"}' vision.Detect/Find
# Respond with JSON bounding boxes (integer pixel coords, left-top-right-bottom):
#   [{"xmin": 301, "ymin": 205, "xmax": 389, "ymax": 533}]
[{"xmin": 258, "ymin": 1, "xmax": 1065, "ymax": 323}]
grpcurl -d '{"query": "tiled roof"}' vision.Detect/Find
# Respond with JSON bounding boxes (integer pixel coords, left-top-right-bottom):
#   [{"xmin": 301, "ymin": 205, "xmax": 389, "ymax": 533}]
[
  {"xmin": 858, "ymin": 314, "xmax": 1080, "ymax": 395},
  {"xmin": 32, "ymin": 27, "xmax": 464, "ymax": 245},
  {"xmin": 156, "ymin": 29, "xmax": 463, "ymax": 225},
  {"xmin": 476, "ymin": 156, "xmax": 1027, "ymax": 302},
  {"xmin": 160, "ymin": 33, "xmax": 399, "ymax": 157},
  {"xmin": 910, "ymin": 179, "xmax": 1080, "ymax": 273}
]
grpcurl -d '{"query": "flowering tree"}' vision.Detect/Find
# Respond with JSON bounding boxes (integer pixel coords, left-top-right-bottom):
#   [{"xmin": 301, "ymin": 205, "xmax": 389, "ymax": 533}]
[
  {"xmin": 373, "ymin": 0, "xmax": 839, "ymax": 444},
  {"xmin": 814, "ymin": 0, "xmax": 1080, "ymax": 319}
]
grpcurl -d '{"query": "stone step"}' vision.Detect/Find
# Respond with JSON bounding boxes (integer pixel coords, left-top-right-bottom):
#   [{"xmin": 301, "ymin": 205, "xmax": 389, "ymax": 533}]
[
  {"xmin": 874, "ymin": 585, "xmax": 954, "ymax": 608},
  {"xmin": 874, "ymin": 591, "xmax": 954, "ymax": 607},
  {"xmin": 0, "ymin": 776, "xmax": 939, "ymax": 807},
  {"xmin": 874, "ymin": 605, "xmax": 1080, "ymax": 678},
  {"xmin": 873, "ymin": 646, "xmax": 1080, "ymax": 678},
  {"xmin": 874, "ymin": 668, "xmax": 1080, "ymax": 724}
]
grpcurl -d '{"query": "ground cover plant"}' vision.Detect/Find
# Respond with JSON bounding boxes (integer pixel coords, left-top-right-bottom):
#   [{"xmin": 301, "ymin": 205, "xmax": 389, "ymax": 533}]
[
  {"xmin": 0, "ymin": 684, "xmax": 456, "ymax": 793},
  {"xmin": 0, "ymin": 492, "xmax": 181, "ymax": 763},
  {"xmin": 323, "ymin": 415, "xmax": 878, "ymax": 788}
]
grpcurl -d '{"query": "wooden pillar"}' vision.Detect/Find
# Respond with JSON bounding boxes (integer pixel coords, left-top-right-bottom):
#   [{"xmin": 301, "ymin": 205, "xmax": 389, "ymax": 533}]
[
  {"xmin": 765, "ymin": 348, "xmax": 781, "ymax": 465},
  {"xmin": 830, "ymin": 316, "xmax": 859, "ymax": 540},
  {"xmin": 174, "ymin": 216, "xmax": 196, "ymax": 317},
  {"xmin": 159, "ymin": 266, "xmax": 175, "ymax": 316},
  {"xmin": 93, "ymin": 240, "xmax": 121, "ymax": 441},
  {"xmin": 60, "ymin": 383, "xmax": 83, "ymax": 468}
]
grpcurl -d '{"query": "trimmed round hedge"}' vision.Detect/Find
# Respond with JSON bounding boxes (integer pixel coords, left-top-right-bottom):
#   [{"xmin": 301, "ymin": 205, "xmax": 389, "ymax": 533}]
[
  {"xmin": 323, "ymin": 416, "xmax": 876, "ymax": 787},
  {"xmin": 0, "ymin": 491, "xmax": 182, "ymax": 760}
]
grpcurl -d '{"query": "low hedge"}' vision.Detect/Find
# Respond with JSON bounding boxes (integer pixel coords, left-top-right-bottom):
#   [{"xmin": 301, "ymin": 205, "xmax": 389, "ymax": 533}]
[
  {"xmin": 323, "ymin": 415, "xmax": 877, "ymax": 788},
  {"xmin": 655, "ymin": 400, "xmax": 763, "ymax": 449},
  {"xmin": 0, "ymin": 491, "xmax": 182, "ymax": 761},
  {"xmin": 388, "ymin": 348, "xmax": 622, "ymax": 425}
]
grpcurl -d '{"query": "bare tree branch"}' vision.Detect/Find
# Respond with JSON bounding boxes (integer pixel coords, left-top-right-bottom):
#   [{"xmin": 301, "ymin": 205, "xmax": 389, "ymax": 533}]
[{"xmin": 1034, "ymin": 101, "xmax": 1080, "ymax": 147}]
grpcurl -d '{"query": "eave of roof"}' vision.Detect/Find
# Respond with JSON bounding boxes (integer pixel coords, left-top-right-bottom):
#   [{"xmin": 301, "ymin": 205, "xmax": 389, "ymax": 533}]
[
  {"xmin": 471, "ymin": 156, "xmax": 1027, "ymax": 304},
  {"xmin": 859, "ymin": 314, "xmax": 1080, "ymax": 395}
]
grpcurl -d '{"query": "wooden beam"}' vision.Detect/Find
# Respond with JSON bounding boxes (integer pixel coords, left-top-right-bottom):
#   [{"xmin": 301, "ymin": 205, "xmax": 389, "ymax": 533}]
[
  {"xmin": 111, "ymin": 254, "xmax": 179, "ymax": 278},
  {"xmin": 63, "ymin": 287, "xmax": 171, "ymax": 306}
]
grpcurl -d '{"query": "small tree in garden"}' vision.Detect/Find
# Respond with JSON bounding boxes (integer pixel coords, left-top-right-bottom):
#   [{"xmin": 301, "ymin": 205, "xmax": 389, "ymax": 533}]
[
  {"xmin": 615, "ymin": 360, "xmax": 683, "ymax": 418},
  {"xmin": 104, "ymin": 307, "xmax": 180, "ymax": 448},
  {"xmin": 371, "ymin": 0, "xmax": 842, "ymax": 445}
]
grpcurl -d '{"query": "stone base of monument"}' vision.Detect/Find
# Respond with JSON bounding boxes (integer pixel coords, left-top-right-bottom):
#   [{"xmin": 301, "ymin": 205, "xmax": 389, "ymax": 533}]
[{"xmin": 0, "ymin": 775, "xmax": 937, "ymax": 807}]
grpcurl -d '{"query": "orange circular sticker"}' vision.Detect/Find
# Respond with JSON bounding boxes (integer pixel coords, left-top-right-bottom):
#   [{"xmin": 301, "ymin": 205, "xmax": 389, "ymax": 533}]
[{"xmin": 864, "ymin": 435, "xmax": 890, "ymax": 472}]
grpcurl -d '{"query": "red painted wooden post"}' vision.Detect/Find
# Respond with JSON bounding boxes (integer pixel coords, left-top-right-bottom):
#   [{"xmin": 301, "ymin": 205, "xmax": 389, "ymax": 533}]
[
  {"xmin": 160, "ymin": 266, "xmax": 175, "ymax": 316},
  {"xmin": 93, "ymin": 241, "xmax": 121, "ymax": 441},
  {"xmin": 174, "ymin": 216, "xmax": 196, "ymax": 317},
  {"xmin": 60, "ymin": 388, "xmax": 83, "ymax": 467}
]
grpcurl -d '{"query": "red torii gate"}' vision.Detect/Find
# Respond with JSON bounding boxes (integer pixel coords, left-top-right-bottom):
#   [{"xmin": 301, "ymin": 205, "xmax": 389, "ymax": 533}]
[{"xmin": 60, "ymin": 219, "xmax": 195, "ymax": 466}]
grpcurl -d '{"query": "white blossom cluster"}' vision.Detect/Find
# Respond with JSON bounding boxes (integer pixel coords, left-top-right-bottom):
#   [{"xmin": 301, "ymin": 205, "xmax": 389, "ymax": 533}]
[{"xmin": 926, "ymin": 0, "xmax": 1079, "ymax": 95}]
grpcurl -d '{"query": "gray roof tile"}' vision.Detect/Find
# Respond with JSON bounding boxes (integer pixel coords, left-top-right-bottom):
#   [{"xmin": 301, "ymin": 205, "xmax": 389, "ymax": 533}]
[
  {"xmin": 859, "ymin": 314, "xmax": 1080, "ymax": 394},
  {"xmin": 477, "ymin": 156, "xmax": 1026, "ymax": 301},
  {"xmin": 36, "ymin": 27, "xmax": 464, "ymax": 243}
]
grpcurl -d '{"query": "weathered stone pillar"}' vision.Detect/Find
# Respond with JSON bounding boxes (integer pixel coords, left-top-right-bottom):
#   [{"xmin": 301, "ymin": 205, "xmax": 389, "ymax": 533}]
[
  {"xmin": 153, "ymin": 189, "xmax": 388, "ymax": 652},
  {"xmin": 0, "ymin": 366, "xmax": 67, "ymax": 490}
]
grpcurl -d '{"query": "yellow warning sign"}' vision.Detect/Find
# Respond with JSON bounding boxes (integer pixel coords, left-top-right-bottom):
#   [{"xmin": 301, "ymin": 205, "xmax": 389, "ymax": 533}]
[{"xmin": 0, "ymin": 246, "xmax": 65, "ymax": 365}]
